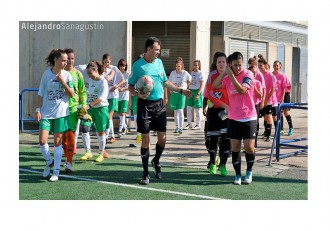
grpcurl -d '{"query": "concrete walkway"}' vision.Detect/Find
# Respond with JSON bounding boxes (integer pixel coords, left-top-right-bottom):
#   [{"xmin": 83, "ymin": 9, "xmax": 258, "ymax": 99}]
[{"xmin": 19, "ymin": 109, "xmax": 308, "ymax": 180}]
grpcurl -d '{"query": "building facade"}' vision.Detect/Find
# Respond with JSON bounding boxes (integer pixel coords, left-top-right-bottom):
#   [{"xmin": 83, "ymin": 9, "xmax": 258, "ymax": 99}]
[{"xmin": 19, "ymin": 21, "xmax": 308, "ymax": 120}]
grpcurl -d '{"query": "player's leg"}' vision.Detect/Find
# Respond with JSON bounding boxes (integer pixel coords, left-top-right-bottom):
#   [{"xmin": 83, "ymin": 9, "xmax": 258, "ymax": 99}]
[
  {"xmin": 39, "ymin": 119, "xmax": 52, "ymax": 178},
  {"xmin": 50, "ymin": 116, "xmax": 68, "ymax": 181}
]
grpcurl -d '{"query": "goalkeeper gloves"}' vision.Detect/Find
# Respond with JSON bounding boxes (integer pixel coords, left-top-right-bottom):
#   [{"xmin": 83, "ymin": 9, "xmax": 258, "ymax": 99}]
[{"xmin": 82, "ymin": 114, "xmax": 92, "ymax": 122}]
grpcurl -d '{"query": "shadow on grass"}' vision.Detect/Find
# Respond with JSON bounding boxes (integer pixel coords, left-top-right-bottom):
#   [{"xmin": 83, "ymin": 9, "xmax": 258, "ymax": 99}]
[{"xmin": 19, "ymin": 148, "xmax": 307, "ymax": 187}]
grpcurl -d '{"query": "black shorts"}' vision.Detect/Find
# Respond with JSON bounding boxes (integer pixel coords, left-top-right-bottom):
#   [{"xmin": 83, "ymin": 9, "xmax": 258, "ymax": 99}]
[
  {"xmin": 137, "ymin": 98, "xmax": 167, "ymax": 134},
  {"xmin": 262, "ymin": 105, "xmax": 273, "ymax": 115},
  {"xmin": 206, "ymin": 107, "xmax": 228, "ymax": 137},
  {"xmin": 282, "ymin": 92, "xmax": 291, "ymax": 110},
  {"xmin": 272, "ymin": 106, "xmax": 278, "ymax": 116},
  {"xmin": 228, "ymin": 119, "xmax": 257, "ymax": 140}
]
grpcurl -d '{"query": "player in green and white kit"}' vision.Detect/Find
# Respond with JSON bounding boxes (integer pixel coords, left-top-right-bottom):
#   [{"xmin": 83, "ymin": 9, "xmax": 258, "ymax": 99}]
[
  {"xmin": 62, "ymin": 48, "xmax": 87, "ymax": 173},
  {"xmin": 80, "ymin": 60, "xmax": 110, "ymax": 162},
  {"xmin": 185, "ymin": 60, "xmax": 204, "ymax": 130},
  {"xmin": 36, "ymin": 49, "xmax": 74, "ymax": 182},
  {"xmin": 117, "ymin": 59, "xmax": 130, "ymax": 137},
  {"xmin": 74, "ymin": 64, "xmax": 89, "ymax": 151},
  {"xmin": 102, "ymin": 54, "xmax": 125, "ymax": 144},
  {"xmin": 168, "ymin": 57, "xmax": 191, "ymax": 134}
]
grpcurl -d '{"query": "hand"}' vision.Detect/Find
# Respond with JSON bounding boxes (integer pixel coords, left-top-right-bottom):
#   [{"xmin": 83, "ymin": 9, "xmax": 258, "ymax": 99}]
[
  {"xmin": 56, "ymin": 72, "xmax": 66, "ymax": 85},
  {"xmin": 194, "ymin": 94, "xmax": 199, "ymax": 101},
  {"xmin": 203, "ymin": 107, "xmax": 207, "ymax": 116},
  {"xmin": 110, "ymin": 86, "xmax": 117, "ymax": 92},
  {"xmin": 82, "ymin": 114, "xmax": 93, "ymax": 122},
  {"xmin": 137, "ymin": 91, "xmax": 150, "ymax": 100},
  {"xmin": 225, "ymin": 66, "xmax": 234, "ymax": 76},
  {"xmin": 78, "ymin": 106, "xmax": 88, "ymax": 119},
  {"xmin": 35, "ymin": 112, "xmax": 41, "ymax": 122},
  {"xmin": 260, "ymin": 101, "xmax": 265, "ymax": 110},
  {"xmin": 183, "ymin": 89, "xmax": 192, "ymax": 98}
]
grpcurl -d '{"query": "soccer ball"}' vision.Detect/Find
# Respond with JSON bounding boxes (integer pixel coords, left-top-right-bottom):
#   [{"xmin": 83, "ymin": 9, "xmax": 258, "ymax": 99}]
[{"xmin": 136, "ymin": 75, "xmax": 154, "ymax": 94}]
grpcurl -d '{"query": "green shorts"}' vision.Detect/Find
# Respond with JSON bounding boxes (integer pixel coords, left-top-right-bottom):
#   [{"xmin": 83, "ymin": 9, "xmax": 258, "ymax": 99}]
[
  {"xmin": 81, "ymin": 106, "xmax": 110, "ymax": 133},
  {"xmin": 108, "ymin": 98, "xmax": 118, "ymax": 112},
  {"xmin": 186, "ymin": 89, "xmax": 203, "ymax": 108},
  {"xmin": 118, "ymin": 100, "xmax": 129, "ymax": 114},
  {"xmin": 169, "ymin": 93, "xmax": 186, "ymax": 110},
  {"xmin": 67, "ymin": 110, "xmax": 79, "ymax": 131},
  {"xmin": 39, "ymin": 116, "xmax": 68, "ymax": 133},
  {"xmin": 129, "ymin": 95, "xmax": 138, "ymax": 114}
]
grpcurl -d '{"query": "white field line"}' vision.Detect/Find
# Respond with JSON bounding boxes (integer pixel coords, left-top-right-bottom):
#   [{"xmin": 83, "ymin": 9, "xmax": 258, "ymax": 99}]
[{"xmin": 19, "ymin": 168, "xmax": 227, "ymax": 200}]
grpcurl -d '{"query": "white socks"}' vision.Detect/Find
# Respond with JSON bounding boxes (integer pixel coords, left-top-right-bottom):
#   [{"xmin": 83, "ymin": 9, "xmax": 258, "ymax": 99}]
[
  {"xmin": 53, "ymin": 145, "xmax": 63, "ymax": 175},
  {"xmin": 195, "ymin": 108, "xmax": 201, "ymax": 127},
  {"xmin": 178, "ymin": 109, "xmax": 184, "ymax": 129},
  {"xmin": 109, "ymin": 120, "xmax": 114, "ymax": 137},
  {"xmin": 174, "ymin": 110, "xmax": 178, "ymax": 128},
  {"xmin": 98, "ymin": 135, "xmax": 106, "ymax": 154},
  {"xmin": 40, "ymin": 143, "xmax": 52, "ymax": 165},
  {"xmin": 119, "ymin": 115, "xmax": 126, "ymax": 132},
  {"xmin": 74, "ymin": 119, "xmax": 81, "ymax": 147},
  {"xmin": 187, "ymin": 106, "xmax": 192, "ymax": 125},
  {"xmin": 82, "ymin": 133, "xmax": 91, "ymax": 152}
]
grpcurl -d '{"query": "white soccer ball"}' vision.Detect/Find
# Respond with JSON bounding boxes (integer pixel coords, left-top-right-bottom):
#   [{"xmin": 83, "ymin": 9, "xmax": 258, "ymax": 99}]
[{"xmin": 136, "ymin": 75, "xmax": 154, "ymax": 94}]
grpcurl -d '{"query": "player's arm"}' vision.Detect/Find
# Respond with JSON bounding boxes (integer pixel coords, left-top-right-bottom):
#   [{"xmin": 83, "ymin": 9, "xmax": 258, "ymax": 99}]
[
  {"xmin": 264, "ymin": 86, "xmax": 275, "ymax": 105},
  {"xmin": 202, "ymin": 97, "xmax": 208, "ymax": 116},
  {"xmin": 128, "ymin": 84, "xmax": 149, "ymax": 100},
  {"xmin": 163, "ymin": 80, "xmax": 192, "ymax": 97},
  {"xmin": 196, "ymin": 79, "xmax": 204, "ymax": 100},
  {"xmin": 105, "ymin": 69, "xmax": 115, "ymax": 81},
  {"xmin": 163, "ymin": 87, "xmax": 168, "ymax": 105},
  {"xmin": 35, "ymin": 95, "xmax": 42, "ymax": 122},
  {"xmin": 57, "ymin": 72, "xmax": 74, "ymax": 97},
  {"xmin": 212, "ymin": 72, "xmax": 225, "ymax": 88},
  {"xmin": 115, "ymin": 78, "xmax": 126, "ymax": 89},
  {"xmin": 225, "ymin": 66, "xmax": 249, "ymax": 95},
  {"xmin": 77, "ymin": 72, "xmax": 87, "ymax": 106}
]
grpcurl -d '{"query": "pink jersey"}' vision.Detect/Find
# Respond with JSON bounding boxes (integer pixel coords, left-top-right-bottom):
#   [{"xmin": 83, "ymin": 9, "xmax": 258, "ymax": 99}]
[
  {"xmin": 271, "ymin": 74, "xmax": 278, "ymax": 106},
  {"xmin": 253, "ymin": 79, "xmax": 262, "ymax": 105},
  {"xmin": 273, "ymin": 72, "xmax": 287, "ymax": 103},
  {"xmin": 283, "ymin": 72, "xmax": 291, "ymax": 92},
  {"xmin": 221, "ymin": 69, "xmax": 257, "ymax": 121},
  {"xmin": 262, "ymin": 70, "xmax": 276, "ymax": 105},
  {"xmin": 255, "ymin": 70, "xmax": 266, "ymax": 89}
]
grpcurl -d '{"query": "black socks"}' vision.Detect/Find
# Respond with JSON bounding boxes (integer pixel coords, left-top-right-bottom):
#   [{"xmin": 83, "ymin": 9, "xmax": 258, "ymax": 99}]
[{"xmin": 141, "ymin": 147, "xmax": 150, "ymax": 176}]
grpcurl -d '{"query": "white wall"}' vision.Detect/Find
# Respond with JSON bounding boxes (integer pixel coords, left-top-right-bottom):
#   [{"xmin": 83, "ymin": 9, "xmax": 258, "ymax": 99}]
[{"xmin": 19, "ymin": 21, "xmax": 127, "ymax": 117}]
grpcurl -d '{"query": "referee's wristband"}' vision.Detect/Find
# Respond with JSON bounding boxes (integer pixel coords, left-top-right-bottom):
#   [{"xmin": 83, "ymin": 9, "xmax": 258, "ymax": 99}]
[{"xmin": 180, "ymin": 89, "xmax": 183, "ymax": 94}]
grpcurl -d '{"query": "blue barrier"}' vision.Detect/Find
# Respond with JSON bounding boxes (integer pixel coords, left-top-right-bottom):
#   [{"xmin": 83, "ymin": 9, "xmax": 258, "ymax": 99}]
[
  {"xmin": 20, "ymin": 88, "xmax": 39, "ymax": 133},
  {"xmin": 19, "ymin": 88, "xmax": 137, "ymax": 132},
  {"xmin": 268, "ymin": 103, "xmax": 308, "ymax": 166}
]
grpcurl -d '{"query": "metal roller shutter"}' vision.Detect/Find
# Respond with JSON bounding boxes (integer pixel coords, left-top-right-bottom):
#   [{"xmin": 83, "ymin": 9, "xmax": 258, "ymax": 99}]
[
  {"xmin": 230, "ymin": 39, "xmax": 267, "ymax": 68},
  {"xmin": 230, "ymin": 39, "xmax": 248, "ymax": 66},
  {"xmin": 277, "ymin": 44, "xmax": 285, "ymax": 70},
  {"xmin": 132, "ymin": 22, "xmax": 190, "ymax": 75},
  {"xmin": 248, "ymin": 41, "xmax": 267, "ymax": 61}
]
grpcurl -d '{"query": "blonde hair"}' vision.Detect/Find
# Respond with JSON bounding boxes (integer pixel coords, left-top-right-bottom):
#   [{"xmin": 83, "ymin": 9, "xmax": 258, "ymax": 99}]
[{"xmin": 248, "ymin": 56, "xmax": 258, "ymax": 66}]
